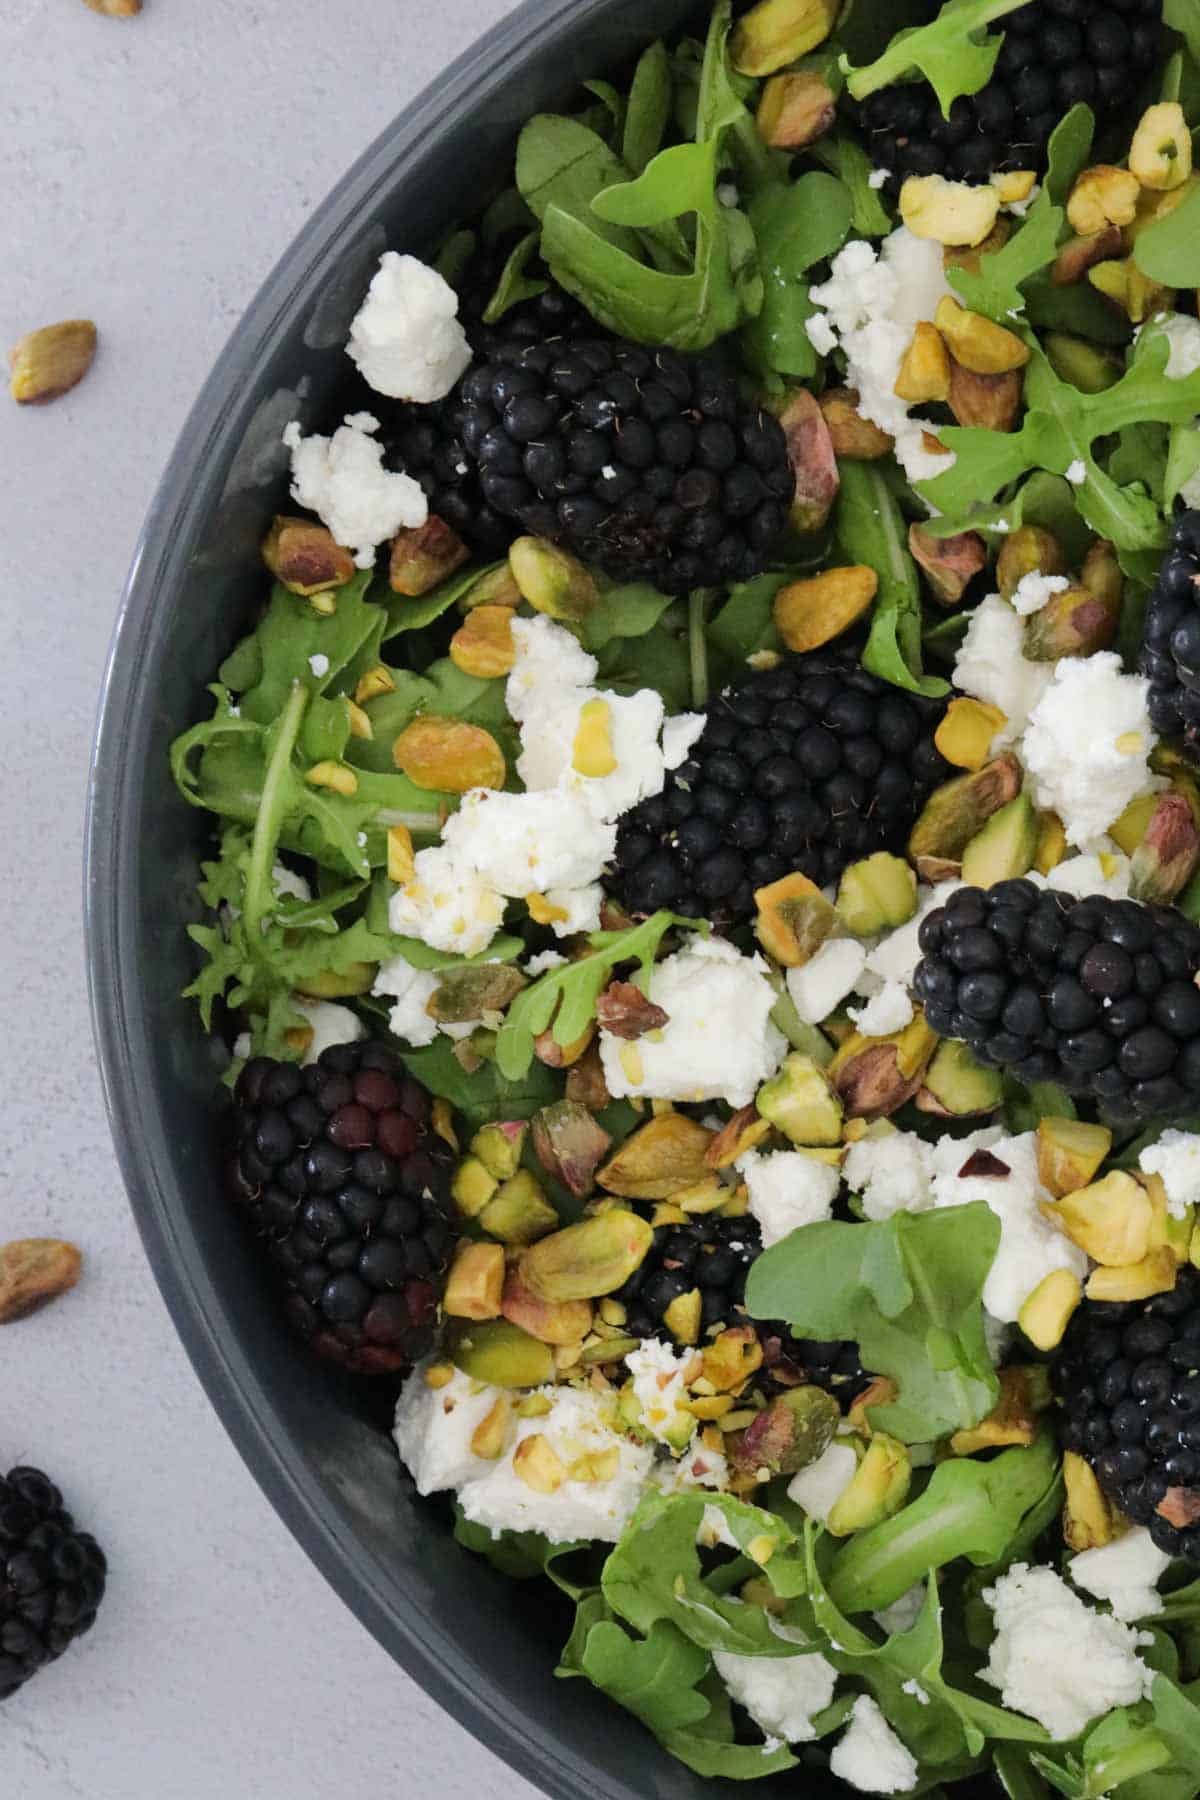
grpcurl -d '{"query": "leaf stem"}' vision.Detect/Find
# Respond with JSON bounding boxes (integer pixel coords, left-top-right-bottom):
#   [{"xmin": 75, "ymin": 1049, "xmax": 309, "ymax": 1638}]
[
  {"xmin": 244, "ymin": 679, "xmax": 309, "ymax": 943},
  {"xmin": 689, "ymin": 588, "xmax": 715, "ymax": 710}
]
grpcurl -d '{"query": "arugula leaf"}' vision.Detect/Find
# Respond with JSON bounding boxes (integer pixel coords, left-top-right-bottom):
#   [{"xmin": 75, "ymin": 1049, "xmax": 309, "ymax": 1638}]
[
  {"xmin": 495, "ymin": 911, "xmax": 703, "ymax": 1079},
  {"xmin": 948, "ymin": 186, "xmax": 1063, "ymax": 322},
  {"xmin": 622, "ymin": 40, "xmax": 672, "ymax": 176},
  {"xmin": 1042, "ymin": 102, "xmax": 1095, "ymax": 208},
  {"xmin": 826, "ymin": 1435, "xmax": 1062, "ymax": 1615},
  {"xmin": 745, "ymin": 171, "xmax": 854, "ymax": 378},
  {"xmin": 452, "ymin": 1506, "xmax": 590, "ymax": 1592},
  {"xmin": 810, "ymin": 133, "xmax": 893, "ymax": 238},
  {"xmin": 482, "ymin": 231, "xmax": 548, "ymax": 323},
  {"xmin": 558, "ymin": 1602, "xmax": 714, "ymax": 1735},
  {"xmin": 580, "ymin": 581, "xmax": 676, "ymax": 651},
  {"xmin": 1166, "ymin": 0, "xmax": 1200, "ymax": 63},
  {"xmin": 836, "ymin": 462, "xmax": 949, "ymax": 698},
  {"xmin": 383, "ymin": 562, "xmax": 497, "ymax": 637},
  {"xmin": 223, "ymin": 570, "xmax": 384, "ymax": 725},
  {"xmin": 707, "ymin": 572, "xmax": 791, "ymax": 663},
  {"xmin": 1133, "ymin": 182, "xmax": 1200, "ymax": 286},
  {"xmin": 396, "ymin": 1035, "xmax": 563, "ymax": 1129},
  {"xmin": 1032, "ymin": 1676, "xmax": 1200, "ymax": 1800},
  {"xmin": 922, "ymin": 470, "xmax": 1092, "ymax": 566},
  {"xmin": 745, "ymin": 1204, "xmax": 1001, "ymax": 1442},
  {"xmin": 844, "ymin": 0, "xmax": 1029, "ymax": 114},
  {"xmin": 516, "ymin": 115, "xmax": 645, "ymax": 257}
]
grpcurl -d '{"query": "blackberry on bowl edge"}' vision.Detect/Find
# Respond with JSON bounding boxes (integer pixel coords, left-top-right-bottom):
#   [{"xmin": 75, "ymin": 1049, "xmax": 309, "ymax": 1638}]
[
  {"xmin": 0, "ymin": 1465, "xmax": 106, "ymax": 1698},
  {"xmin": 229, "ymin": 1040, "xmax": 455, "ymax": 1374},
  {"xmin": 1141, "ymin": 508, "xmax": 1200, "ymax": 749},
  {"xmin": 610, "ymin": 649, "xmax": 949, "ymax": 926}
]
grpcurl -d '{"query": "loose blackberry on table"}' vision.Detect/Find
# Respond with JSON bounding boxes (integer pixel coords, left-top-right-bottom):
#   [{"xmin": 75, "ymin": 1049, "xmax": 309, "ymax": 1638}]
[
  {"xmin": 229, "ymin": 1041, "xmax": 455, "ymax": 1374},
  {"xmin": 1141, "ymin": 509, "xmax": 1200, "ymax": 748},
  {"xmin": 856, "ymin": 0, "xmax": 1164, "ymax": 187},
  {"xmin": 448, "ymin": 334, "xmax": 793, "ymax": 593},
  {"xmin": 0, "ymin": 1465, "xmax": 106, "ymax": 1699},
  {"xmin": 610, "ymin": 651, "xmax": 949, "ymax": 925},
  {"xmin": 914, "ymin": 881, "xmax": 1200, "ymax": 1122},
  {"xmin": 1054, "ymin": 1264, "xmax": 1200, "ymax": 1561}
]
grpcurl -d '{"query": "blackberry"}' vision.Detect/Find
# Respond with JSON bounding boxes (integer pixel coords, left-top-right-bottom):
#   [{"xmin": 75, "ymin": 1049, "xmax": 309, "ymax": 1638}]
[
  {"xmin": 379, "ymin": 398, "xmax": 515, "ymax": 558},
  {"xmin": 1054, "ymin": 1263, "xmax": 1200, "ymax": 1561},
  {"xmin": 229, "ymin": 1040, "xmax": 455, "ymax": 1374},
  {"xmin": 451, "ymin": 334, "xmax": 793, "ymax": 593},
  {"xmin": 615, "ymin": 1213, "xmax": 869, "ymax": 1405},
  {"xmin": 610, "ymin": 651, "xmax": 948, "ymax": 924},
  {"xmin": 857, "ymin": 0, "xmax": 1164, "ymax": 187},
  {"xmin": 914, "ymin": 882, "xmax": 1200, "ymax": 1122},
  {"xmin": 1141, "ymin": 509, "xmax": 1200, "ymax": 748},
  {"xmin": 0, "ymin": 1466, "xmax": 106, "ymax": 1698}
]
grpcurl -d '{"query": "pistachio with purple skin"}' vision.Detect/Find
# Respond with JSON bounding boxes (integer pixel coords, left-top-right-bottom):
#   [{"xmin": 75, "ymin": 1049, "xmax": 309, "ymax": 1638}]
[
  {"xmin": 729, "ymin": 1385, "xmax": 840, "ymax": 1479},
  {"xmin": 1129, "ymin": 790, "xmax": 1200, "ymax": 904},
  {"xmin": 531, "ymin": 1100, "xmax": 613, "ymax": 1199}
]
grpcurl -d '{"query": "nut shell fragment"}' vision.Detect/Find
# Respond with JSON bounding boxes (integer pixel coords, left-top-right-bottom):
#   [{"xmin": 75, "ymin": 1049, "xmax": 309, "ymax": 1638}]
[{"xmin": 0, "ymin": 1239, "xmax": 82, "ymax": 1322}]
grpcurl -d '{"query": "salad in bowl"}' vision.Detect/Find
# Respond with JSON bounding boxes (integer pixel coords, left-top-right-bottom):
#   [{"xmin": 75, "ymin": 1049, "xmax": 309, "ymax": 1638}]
[{"xmin": 169, "ymin": 0, "xmax": 1200, "ymax": 1791}]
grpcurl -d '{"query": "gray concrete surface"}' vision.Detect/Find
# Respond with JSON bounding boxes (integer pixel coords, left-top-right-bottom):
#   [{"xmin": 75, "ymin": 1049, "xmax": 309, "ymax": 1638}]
[{"xmin": 0, "ymin": 3, "xmax": 544, "ymax": 1795}]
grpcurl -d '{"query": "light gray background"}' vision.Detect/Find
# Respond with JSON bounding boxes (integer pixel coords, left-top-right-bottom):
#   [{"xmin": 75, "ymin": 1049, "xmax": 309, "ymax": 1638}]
[{"xmin": 0, "ymin": 3, "xmax": 543, "ymax": 1795}]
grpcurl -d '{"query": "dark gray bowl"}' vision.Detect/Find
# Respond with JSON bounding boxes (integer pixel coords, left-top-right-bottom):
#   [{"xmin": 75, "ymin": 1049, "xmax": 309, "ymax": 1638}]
[{"xmin": 84, "ymin": 1, "xmax": 807, "ymax": 1796}]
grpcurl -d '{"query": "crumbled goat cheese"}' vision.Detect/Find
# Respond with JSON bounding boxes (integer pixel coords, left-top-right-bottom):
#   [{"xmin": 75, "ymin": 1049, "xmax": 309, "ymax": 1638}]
[
  {"xmin": 518, "ymin": 685, "xmax": 666, "ymax": 820},
  {"xmin": 1004, "ymin": 184, "xmax": 1041, "ymax": 221},
  {"xmin": 653, "ymin": 1442, "xmax": 730, "ymax": 1491},
  {"xmin": 599, "ymin": 936, "xmax": 786, "ymax": 1109},
  {"xmin": 457, "ymin": 1386, "xmax": 654, "ymax": 1544},
  {"xmin": 982, "ymin": 1562, "xmax": 1154, "ymax": 1740},
  {"xmin": 1010, "ymin": 571, "xmax": 1070, "ymax": 617},
  {"xmin": 506, "ymin": 615, "xmax": 599, "ymax": 721},
  {"xmin": 786, "ymin": 937, "xmax": 867, "ymax": 1024},
  {"xmin": 1045, "ymin": 849, "xmax": 1131, "ymax": 901},
  {"xmin": 291, "ymin": 998, "xmax": 365, "ymax": 1065},
  {"xmin": 930, "ymin": 1131, "xmax": 1088, "ymax": 1322},
  {"xmin": 283, "ymin": 414, "xmax": 427, "ymax": 568},
  {"xmin": 388, "ymin": 843, "xmax": 506, "ymax": 956},
  {"xmin": 712, "ymin": 1641, "xmax": 838, "ymax": 1744},
  {"xmin": 1022, "ymin": 654, "xmax": 1159, "ymax": 850},
  {"xmin": 373, "ymin": 957, "xmax": 440, "ymax": 1048},
  {"xmin": 271, "ymin": 863, "xmax": 312, "ymax": 904},
  {"xmin": 717, "ymin": 182, "xmax": 740, "ymax": 207},
  {"xmin": 844, "ymin": 1128, "xmax": 933, "ymax": 1223},
  {"xmin": 1141, "ymin": 1129, "xmax": 1200, "ymax": 1217},
  {"xmin": 786, "ymin": 1440, "xmax": 858, "ymax": 1524},
  {"xmin": 868, "ymin": 167, "xmax": 890, "ymax": 189},
  {"xmin": 737, "ymin": 1150, "xmax": 840, "ymax": 1247},
  {"xmin": 628, "ymin": 1339, "xmax": 693, "ymax": 1444},
  {"xmin": 525, "ymin": 949, "xmax": 568, "ymax": 976},
  {"xmin": 831, "ymin": 1695, "xmax": 919, "ymax": 1795},
  {"xmin": 902, "ymin": 1679, "xmax": 930, "ymax": 1704},
  {"xmin": 874, "ymin": 1584, "xmax": 926, "ymax": 1638},
  {"xmin": 806, "ymin": 230, "xmax": 955, "ymax": 483},
  {"xmin": 307, "ymin": 652, "xmax": 330, "ymax": 678},
  {"xmin": 393, "ymin": 1366, "xmax": 508, "ymax": 1496},
  {"xmin": 232, "ymin": 1030, "xmax": 252, "ymax": 1060},
  {"xmin": 1143, "ymin": 310, "xmax": 1200, "ymax": 379},
  {"xmin": 541, "ymin": 882, "xmax": 604, "ymax": 938},
  {"xmin": 346, "ymin": 252, "xmax": 472, "ymax": 403},
  {"xmin": 1065, "ymin": 459, "xmax": 1087, "ymax": 485},
  {"xmin": 848, "ymin": 980, "xmax": 914, "ymax": 1038},
  {"xmin": 862, "ymin": 881, "xmax": 963, "ymax": 991},
  {"xmin": 1070, "ymin": 1527, "xmax": 1171, "ymax": 1623},
  {"xmin": 443, "ymin": 789, "xmax": 616, "ymax": 898},
  {"xmin": 698, "ymin": 1504, "xmax": 740, "ymax": 1549},
  {"xmin": 953, "ymin": 593, "xmax": 1053, "ymax": 746},
  {"xmin": 662, "ymin": 710, "xmax": 706, "ymax": 770}
]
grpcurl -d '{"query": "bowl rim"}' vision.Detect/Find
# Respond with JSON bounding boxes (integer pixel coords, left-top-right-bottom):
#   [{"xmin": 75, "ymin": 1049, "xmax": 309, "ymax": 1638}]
[{"xmin": 84, "ymin": 4, "xmax": 656, "ymax": 1795}]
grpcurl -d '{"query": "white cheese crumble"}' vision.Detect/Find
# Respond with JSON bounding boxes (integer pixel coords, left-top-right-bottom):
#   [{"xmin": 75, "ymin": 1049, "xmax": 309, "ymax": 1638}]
[
  {"xmin": 346, "ymin": 252, "xmax": 472, "ymax": 403},
  {"xmin": 806, "ymin": 229, "xmax": 956, "ymax": 483},
  {"xmin": 443, "ymin": 788, "xmax": 616, "ymax": 898},
  {"xmin": 902, "ymin": 1680, "xmax": 930, "ymax": 1705},
  {"xmin": 506, "ymin": 615, "xmax": 599, "ymax": 719},
  {"xmin": 861, "ymin": 880, "xmax": 963, "ymax": 992},
  {"xmin": 1022, "ymin": 654, "xmax": 1159, "ymax": 850},
  {"xmin": 1045, "ymin": 849, "xmax": 1131, "ymax": 901},
  {"xmin": 786, "ymin": 937, "xmax": 868, "ymax": 1024},
  {"xmin": 830, "ymin": 1695, "xmax": 918, "ymax": 1795},
  {"xmin": 457, "ymin": 1385, "xmax": 654, "ymax": 1544},
  {"xmin": 393, "ymin": 1366, "xmax": 509, "ymax": 1496},
  {"xmin": 271, "ymin": 863, "xmax": 312, "ymax": 905},
  {"xmin": 307, "ymin": 652, "xmax": 331, "ymax": 678},
  {"xmin": 518, "ymin": 685, "xmax": 666, "ymax": 820},
  {"xmin": 524, "ymin": 949, "xmax": 569, "ymax": 976},
  {"xmin": 1069, "ymin": 1527, "xmax": 1171, "ymax": 1623},
  {"xmin": 981, "ymin": 1563, "xmax": 1154, "ymax": 1740},
  {"xmin": 1140, "ymin": 1128, "xmax": 1200, "ymax": 1217},
  {"xmin": 1009, "ymin": 571, "xmax": 1070, "ymax": 617},
  {"xmin": 844, "ymin": 1127, "xmax": 933, "ymax": 1223},
  {"xmin": 953, "ymin": 593, "xmax": 1053, "ymax": 746},
  {"xmin": 1142, "ymin": 310, "xmax": 1200, "ymax": 379},
  {"xmin": 372, "ymin": 957, "xmax": 440, "ymax": 1048},
  {"xmin": 874, "ymin": 1584, "xmax": 926, "ymax": 1638},
  {"xmin": 1065, "ymin": 459, "xmax": 1087, "ymax": 485},
  {"xmin": 736, "ymin": 1150, "xmax": 840, "ymax": 1247},
  {"xmin": 600, "ymin": 935, "xmax": 786, "ymax": 1109},
  {"xmin": 786, "ymin": 1440, "xmax": 858, "ymax": 1525},
  {"xmin": 627, "ymin": 1339, "xmax": 693, "ymax": 1444},
  {"xmin": 712, "ymin": 1641, "xmax": 838, "ymax": 1744},
  {"xmin": 930, "ymin": 1130, "xmax": 1088, "ymax": 1323},
  {"xmin": 388, "ymin": 842, "xmax": 506, "ymax": 956},
  {"xmin": 291, "ymin": 998, "xmax": 365, "ymax": 1064},
  {"xmin": 283, "ymin": 413, "xmax": 427, "ymax": 568},
  {"xmin": 868, "ymin": 167, "xmax": 890, "ymax": 189},
  {"xmin": 662, "ymin": 710, "xmax": 706, "ymax": 770},
  {"xmin": 848, "ymin": 979, "xmax": 914, "ymax": 1038}
]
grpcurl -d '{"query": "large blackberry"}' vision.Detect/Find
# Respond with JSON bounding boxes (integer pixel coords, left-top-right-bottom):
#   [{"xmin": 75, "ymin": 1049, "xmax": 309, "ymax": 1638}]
[
  {"xmin": 610, "ymin": 652, "xmax": 948, "ymax": 924},
  {"xmin": 229, "ymin": 1041, "xmax": 455, "ymax": 1374},
  {"xmin": 615, "ymin": 1213, "xmax": 869, "ymax": 1405},
  {"xmin": 1054, "ymin": 1263, "xmax": 1200, "ymax": 1561},
  {"xmin": 452, "ymin": 334, "xmax": 793, "ymax": 593},
  {"xmin": 858, "ymin": 0, "xmax": 1165, "ymax": 187},
  {"xmin": 914, "ymin": 882, "xmax": 1200, "ymax": 1122},
  {"xmin": 1141, "ymin": 510, "xmax": 1200, "ymax": 747},
  {"xmin": 0, "ymin": 1466, "xmax": 106, "ymax": 1698}
]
